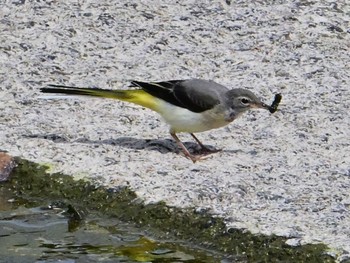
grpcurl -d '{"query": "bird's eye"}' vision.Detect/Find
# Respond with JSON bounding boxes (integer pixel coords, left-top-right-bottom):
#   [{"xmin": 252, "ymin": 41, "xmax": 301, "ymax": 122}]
[{"xmin": 240, "ymin": 98, "xmax": 250, "ymax": 105}]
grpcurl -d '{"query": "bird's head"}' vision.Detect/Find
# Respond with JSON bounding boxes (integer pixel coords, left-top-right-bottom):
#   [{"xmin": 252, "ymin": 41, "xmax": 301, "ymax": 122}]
[
  {"xmin": 223, "ymin": 88, "xmax": 271, "ymax": 122},
  {"xmin": 226, "ymin": 88, "xmax": 270, "ymax": 112}
]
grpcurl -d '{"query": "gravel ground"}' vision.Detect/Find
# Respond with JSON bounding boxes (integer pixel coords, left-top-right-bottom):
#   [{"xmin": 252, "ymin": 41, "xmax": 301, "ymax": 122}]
[{"xmin": 1, "ymin": 0, "xmax": 349, "ymax": 259}]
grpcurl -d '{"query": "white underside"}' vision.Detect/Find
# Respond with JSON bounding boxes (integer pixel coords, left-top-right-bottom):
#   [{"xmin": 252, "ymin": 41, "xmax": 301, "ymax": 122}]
[{"xmin": 154, "ymin": 98, "xmax": 230, "ymax": 133}]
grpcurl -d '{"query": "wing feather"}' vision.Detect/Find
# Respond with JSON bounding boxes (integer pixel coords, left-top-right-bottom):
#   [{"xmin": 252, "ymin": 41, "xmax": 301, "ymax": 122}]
[{"xmin": 131, "ymin": 79, "xmax": 229, "ymax": 113}]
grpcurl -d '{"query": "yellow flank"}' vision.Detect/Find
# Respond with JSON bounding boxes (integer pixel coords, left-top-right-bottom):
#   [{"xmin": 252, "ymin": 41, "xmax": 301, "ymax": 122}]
[
  {"xmin": 86, "ymin": 89, "xmax": 160, "ymax": 112},
  {"xmin": 117, "ymin": 89, "xmax": 160, "ymax": 111}
]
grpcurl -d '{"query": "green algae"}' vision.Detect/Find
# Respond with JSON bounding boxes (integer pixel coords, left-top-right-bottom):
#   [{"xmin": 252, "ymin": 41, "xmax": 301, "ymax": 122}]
[{"xmin": 2, "ymin": 157, "xmax": 335, "ymax": 262}]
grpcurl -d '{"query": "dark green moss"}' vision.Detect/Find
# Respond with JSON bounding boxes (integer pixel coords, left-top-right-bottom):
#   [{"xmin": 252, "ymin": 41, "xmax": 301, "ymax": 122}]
[{"xmin": 2, "ymin": 158, "xmax": 335, "ymax": 263}]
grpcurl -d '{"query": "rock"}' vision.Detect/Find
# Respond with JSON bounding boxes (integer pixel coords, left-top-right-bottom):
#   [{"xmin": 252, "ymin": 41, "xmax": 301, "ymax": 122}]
[{"xmin": 0, "ymin": 152, "xmax": 16, "ymax": 182}]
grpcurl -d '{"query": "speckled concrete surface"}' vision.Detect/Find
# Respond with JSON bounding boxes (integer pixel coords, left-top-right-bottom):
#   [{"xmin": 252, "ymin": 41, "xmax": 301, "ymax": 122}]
[{"xmin": 1, "ymin": 0, "xmax": 350, "ymax": 259}]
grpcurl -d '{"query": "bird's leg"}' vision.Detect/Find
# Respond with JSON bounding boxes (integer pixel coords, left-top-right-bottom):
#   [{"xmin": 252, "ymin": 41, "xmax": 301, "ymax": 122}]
[
  {"xmin": 190, "ymin": 133, "xmax": 222, "ymax": 154},
  {"xmin": 189, "ymin": 133, "xmax": 206, "ymax": 149},
  {"xmin": 170, "ymin": 133, "xmax": 205, "ymax": 163}
]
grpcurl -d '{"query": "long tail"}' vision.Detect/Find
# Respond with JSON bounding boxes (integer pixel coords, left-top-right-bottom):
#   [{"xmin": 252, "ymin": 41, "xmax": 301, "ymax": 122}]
[{"xmin": 40, "ymin": 84, "xmax": 159, "ymax": 111}]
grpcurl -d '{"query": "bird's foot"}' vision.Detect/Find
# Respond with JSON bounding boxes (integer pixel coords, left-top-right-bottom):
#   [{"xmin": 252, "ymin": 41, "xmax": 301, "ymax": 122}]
[
  {"xmin": 185, "ymin": 149, "xmax": 221, "ymax": 163},
  {"xmin": 185, "ymin": 153, "xmax": 212, "ymax": 163},
  {"xmin": 171, "ymin": 133, "xmax": 221, "ymax": 163}
]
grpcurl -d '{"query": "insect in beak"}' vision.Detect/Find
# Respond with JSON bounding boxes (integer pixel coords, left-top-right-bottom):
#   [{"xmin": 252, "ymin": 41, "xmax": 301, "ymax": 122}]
[{"xmin": 261, "ymin": 94, "xmax": 282, "ymax": 113}]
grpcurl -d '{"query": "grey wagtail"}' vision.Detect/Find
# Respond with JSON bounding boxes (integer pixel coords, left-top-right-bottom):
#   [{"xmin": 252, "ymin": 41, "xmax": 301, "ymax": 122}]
[{"xmin": 41, "ymin": 79, "xmax": 281, "ymax": 163}]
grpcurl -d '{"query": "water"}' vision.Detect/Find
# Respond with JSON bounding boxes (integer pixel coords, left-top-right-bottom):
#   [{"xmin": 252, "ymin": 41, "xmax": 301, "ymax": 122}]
[{"xmin": 0, "ymin": 187, "xmax": 225, "ymax": 263}]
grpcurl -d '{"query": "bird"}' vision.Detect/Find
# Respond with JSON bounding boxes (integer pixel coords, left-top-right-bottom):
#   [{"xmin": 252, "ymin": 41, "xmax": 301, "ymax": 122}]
[{"xmin": 40, "ymin": 79, "xmax": 281, "ymax": 163}]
